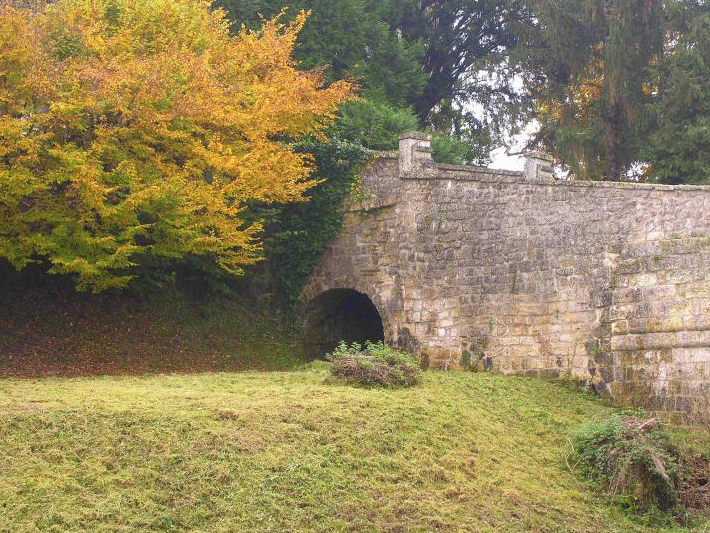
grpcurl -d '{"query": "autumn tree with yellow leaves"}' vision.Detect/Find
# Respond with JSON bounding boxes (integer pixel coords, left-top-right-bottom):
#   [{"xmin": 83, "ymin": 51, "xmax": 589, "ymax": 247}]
[{"xmin": 0, "ymin": 0, "xmax": 353, "ymax": 291}]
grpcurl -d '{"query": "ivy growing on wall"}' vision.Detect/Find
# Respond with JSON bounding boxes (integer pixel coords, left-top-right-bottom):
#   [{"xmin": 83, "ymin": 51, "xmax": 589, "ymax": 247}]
[
  {"xmin": 249, "ymin": 100, "xmax": 471, "ymax": 307},
  {"xmin": 248, "ymin": 138, "xmax": 372, "ymax": 307}
]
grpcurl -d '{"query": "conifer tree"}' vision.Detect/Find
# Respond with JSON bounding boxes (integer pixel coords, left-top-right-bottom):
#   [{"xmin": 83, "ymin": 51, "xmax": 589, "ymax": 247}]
[
  {"xmin": 515, "ymin": 0, "xmax": 663, "ymax": 180},
  {"xmin": 644, "ymin": 0, "xmax": 710, "ymax": 184}
]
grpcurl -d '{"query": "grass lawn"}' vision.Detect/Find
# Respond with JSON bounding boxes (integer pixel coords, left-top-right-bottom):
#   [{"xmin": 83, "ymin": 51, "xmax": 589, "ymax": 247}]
[{"xmin": 1, "ymin": 368, "xmax": 705, "ymax": 533}]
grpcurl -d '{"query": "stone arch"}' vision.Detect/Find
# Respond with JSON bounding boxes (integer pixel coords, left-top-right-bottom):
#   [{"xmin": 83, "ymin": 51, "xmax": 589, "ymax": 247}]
[{"xmin": 303, "ymin": 289, "xmax": 386, "ymax": 358}]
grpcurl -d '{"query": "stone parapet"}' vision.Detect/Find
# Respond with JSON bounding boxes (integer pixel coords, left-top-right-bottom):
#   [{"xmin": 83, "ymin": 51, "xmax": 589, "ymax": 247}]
[{"xmin": 524, "ymin": 151, "xmax": 555, "ymax": 181}]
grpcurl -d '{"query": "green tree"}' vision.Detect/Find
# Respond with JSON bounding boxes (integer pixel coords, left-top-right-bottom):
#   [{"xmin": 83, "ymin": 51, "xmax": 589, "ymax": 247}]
[
  {"xmin": 515, "ymin": 0, "xmax": 665, "ymax": 181},
  {"xmin": 217, "ymin": 0, "xmax": 510, "ymax": 160},
  {"xmin": 215, "ymin": 0, "xmax": 427, "ymax": 108},
  {"xmin": 332, "ymin": 101, "xmax": 419, "ymax": 151},
  {"xmin": 644, "ymin": 0, "xmax": 710, "ymax": 185},
  {"xmin": 378, "ymin": 0, "xmax": 529, "ymax": 130},
  {"xmin": 334, "ymin": 100, "xmax": 481, "ymax": 163}
]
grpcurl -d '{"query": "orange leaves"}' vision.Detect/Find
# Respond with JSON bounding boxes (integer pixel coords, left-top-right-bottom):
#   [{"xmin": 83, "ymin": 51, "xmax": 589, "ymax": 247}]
[{"xmin": 0, "ymin": 0, "xmax": 355, "ymax": 291}]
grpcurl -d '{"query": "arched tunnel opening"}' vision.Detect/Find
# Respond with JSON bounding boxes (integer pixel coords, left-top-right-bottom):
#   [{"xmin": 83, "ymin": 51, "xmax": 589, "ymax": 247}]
[{"xmin": 303, "ymin": 289, "xmax": 385, "ymax": 358}]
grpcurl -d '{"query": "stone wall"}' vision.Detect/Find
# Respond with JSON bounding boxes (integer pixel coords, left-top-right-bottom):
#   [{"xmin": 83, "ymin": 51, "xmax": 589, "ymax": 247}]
[{"xmin": 304, "ymin": 133, "xmax": 710, "ymax": 418}]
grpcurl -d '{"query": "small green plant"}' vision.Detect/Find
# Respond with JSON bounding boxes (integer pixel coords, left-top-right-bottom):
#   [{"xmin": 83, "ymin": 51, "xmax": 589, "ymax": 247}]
[
  {"xmin": 327, "ymin": 341, "xmax": 421, "ymax": 387},
  {"xmin": 460, "ymin": 350, "xmax": 472, "ymax": 371},
  {"xmin": 569, "ymin": 416, "xmax": 685, "ymax": 516},
  {"xmin": 460, "ymin": 349, "xmax": 488, "ymax": 372},
  {"xmin": 589, "ymin": 342, "xmax": 605, "ymax": 359},
  {"xmin": 350, "ymin": 174, "xmax": 375, "ymax": 204}
]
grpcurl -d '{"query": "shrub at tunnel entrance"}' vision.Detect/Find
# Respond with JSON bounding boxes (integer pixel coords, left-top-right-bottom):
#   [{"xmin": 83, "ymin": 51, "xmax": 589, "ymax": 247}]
[
  {"xmin": 0, "ymin": 0, "xmax": 353, "ymax": 292},
  {"xmin": 328, "ymin": 341, "xmax": 421, "ymax": 388}
]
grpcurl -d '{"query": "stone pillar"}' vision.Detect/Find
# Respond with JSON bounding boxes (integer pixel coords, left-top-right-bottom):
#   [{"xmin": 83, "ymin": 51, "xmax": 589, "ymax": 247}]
[
  {"xmin": 399, "ymin": 132, "xmax": 435, "ymax": 178},
  {"xmin": 523, "ymin": 151, "xmax": 555, "ymax": 181}
]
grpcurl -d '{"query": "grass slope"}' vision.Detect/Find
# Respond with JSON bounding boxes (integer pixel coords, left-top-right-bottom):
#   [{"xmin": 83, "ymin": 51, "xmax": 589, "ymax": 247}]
[
  {"xmin": 0, "ymin": 369, "xmax": 703, "ymax": 533},
  {"xmin": 0, "ymin": 275, "xmax": 303, "ymax": 377}
]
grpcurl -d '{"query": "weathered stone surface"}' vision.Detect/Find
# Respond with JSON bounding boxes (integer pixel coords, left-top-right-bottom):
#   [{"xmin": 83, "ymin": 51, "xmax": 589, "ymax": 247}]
[{"xmin": 304, "ymin": 132, "xmax": 710, "ymax": 418}]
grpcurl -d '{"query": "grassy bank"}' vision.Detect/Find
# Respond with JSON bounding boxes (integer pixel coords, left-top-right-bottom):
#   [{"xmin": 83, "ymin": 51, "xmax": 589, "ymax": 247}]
[
  {"xmin": 0, "ymin": 268, "xmax": 304, "ymax": 377},
  {"xmin": 1, "ymin": 369, "xmax": 705, "ymax": 533}
]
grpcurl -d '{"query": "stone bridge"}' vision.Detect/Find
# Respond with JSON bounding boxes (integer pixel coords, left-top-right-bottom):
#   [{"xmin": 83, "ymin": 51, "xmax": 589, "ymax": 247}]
[{"xmin": 303, "ymin": 132, "xmax": 710, "ymax": 418}]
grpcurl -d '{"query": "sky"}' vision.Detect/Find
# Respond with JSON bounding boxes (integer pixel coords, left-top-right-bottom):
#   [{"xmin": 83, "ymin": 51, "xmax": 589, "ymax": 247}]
[
  {"xmin": 487, "ymin": 121, "xmax": 538, "ymax": 171},
  {"xmin": 465, "ymin": 72, "xmax": 533, "ymax": 172},
  {"xmin": 489, "ymin": 146, "xmax": 526, "ymax": 171}
]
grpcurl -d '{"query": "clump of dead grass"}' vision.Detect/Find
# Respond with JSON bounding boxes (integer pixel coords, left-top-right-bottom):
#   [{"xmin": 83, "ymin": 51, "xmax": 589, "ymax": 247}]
[{"xmin": 328, "ymin": 341, "xmax": 421, "ymax": 387}]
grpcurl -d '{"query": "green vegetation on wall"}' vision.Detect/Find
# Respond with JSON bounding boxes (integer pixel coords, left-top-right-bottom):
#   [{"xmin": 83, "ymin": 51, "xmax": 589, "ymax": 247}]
[
  {"xmin": 249, "ymin": 138, "xmax": 371, "ymax": 306},
  {"xmin": 251, "ymin": 101, "xmax": 478, "ymax": 307}
]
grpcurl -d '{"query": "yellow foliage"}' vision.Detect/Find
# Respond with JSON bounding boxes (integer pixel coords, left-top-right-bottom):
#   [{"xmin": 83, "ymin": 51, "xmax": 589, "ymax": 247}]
[{"xmin": 0, "ymin": 0, "xmax": 353, "ymax": 291}]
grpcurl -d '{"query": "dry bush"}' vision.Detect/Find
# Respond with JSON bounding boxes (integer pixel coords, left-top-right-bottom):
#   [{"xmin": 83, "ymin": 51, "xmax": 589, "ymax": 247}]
[
  {"xmin": 681, "ymin": 385, "xmax": 710, "ymax": 516},
  {"xmin": 571, "ymin": 413, "xmax": 710, "ymax": 523},
  {"xmin": 570, "ymin": 416, "xmax": 684, "ymax": 514},
  {"xmin": 678, "ymin": 453, "xmax": 710, "ymax": 517},
  {"xmin": 328, "ymin": 341, "xmax": 421, "ymax": 388},
  {"xmin": 689, "ymin": 383, "xmax": 710, "ymax": 434}
]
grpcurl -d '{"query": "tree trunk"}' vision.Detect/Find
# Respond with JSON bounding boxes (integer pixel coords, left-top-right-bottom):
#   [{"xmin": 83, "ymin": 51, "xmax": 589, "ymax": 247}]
[{"xmin": 604, "ymin": 102, "xmax": 623, "ymax": 182}]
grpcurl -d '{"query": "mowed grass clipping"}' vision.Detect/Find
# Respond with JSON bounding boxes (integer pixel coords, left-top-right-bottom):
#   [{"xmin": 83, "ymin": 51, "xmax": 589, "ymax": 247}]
[{"xmin": 0, "ymin": 370, "xmax": 699, "ymax": 533}]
